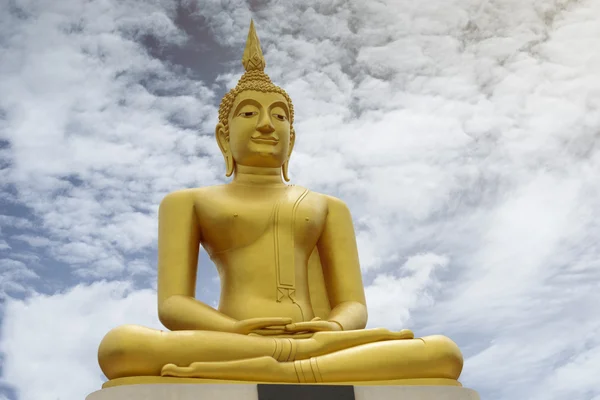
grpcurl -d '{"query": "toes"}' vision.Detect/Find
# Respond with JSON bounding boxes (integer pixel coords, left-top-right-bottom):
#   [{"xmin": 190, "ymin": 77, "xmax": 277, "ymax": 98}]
[
  {"xmin": 161, "ymin": 363, "xmax": 178, "ymax": 376},
  {"xmin": 161, "ymin": 363, "xmax": 195, "ymax": 377},
  {"xmin": 398, "ymin": 329, "xmax": 415, "ymax": 339}
]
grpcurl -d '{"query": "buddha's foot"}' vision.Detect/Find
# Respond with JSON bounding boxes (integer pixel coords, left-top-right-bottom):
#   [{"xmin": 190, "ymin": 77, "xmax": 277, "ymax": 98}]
[
  {"xmin": 161, "ymin": 356, "xmax": 296, "ymax": 383},
  {"xmin": 160, "ymin": 334, "xmax": 462, "ymax": 383},
  {"xmin": 296, "ymin": 327, "xmax": 414, "ymax": 360}
]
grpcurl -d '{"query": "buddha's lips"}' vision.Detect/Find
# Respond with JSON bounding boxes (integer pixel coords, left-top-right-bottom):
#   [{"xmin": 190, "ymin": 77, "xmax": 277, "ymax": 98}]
[{"xmin": 251, "ymin": 137, "xmax": 279, "ymax": 144}]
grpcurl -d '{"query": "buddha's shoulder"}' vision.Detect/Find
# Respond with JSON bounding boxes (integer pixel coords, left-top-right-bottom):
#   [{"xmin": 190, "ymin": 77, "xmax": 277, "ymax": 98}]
[
  {"xmin": 296, "ymin": 187, "xmax": 351, "ymax": 214},
  {"xmin": 159, "ymin": 185, "xmax": 228, "ymax": 206}
]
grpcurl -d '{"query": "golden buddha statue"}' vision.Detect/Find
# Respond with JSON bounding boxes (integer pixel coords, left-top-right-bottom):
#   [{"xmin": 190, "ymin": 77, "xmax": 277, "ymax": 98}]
[{"xmin": 97, "ymin": 20, "xmax": 464, "ymax": 388}]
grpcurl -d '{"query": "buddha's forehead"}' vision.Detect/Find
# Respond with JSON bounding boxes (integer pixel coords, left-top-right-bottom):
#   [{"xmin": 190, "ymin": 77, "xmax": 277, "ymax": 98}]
[{"xmin": 232, "ymin": 90, "xmax": 288, "ymax": 110}]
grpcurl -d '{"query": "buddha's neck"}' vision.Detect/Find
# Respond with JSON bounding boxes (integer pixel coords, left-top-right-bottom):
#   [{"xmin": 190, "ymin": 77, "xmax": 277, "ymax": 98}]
[{"xmin": 232, "ymin": 165, "xmax": 286, "ymax": 187}]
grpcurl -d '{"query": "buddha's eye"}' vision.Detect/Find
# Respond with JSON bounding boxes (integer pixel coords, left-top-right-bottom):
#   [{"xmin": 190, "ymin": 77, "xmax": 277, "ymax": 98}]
[
  {"xmin": 273, "ymin": 114, "xmax": 287, "ymax": 121},
  {"xmin": 239, "ymin": 111, "xmax": 258, "ymax": 117}
]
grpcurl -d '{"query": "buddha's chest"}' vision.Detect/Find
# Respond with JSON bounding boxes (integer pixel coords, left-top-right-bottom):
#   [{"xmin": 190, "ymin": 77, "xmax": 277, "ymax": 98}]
[{"xmin": 196, "ymin": 187, "xmax": 327, "ymax": 255}]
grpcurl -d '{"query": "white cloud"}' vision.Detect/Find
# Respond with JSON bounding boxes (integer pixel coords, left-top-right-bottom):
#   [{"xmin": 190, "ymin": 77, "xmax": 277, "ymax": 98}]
[
  {"xmin": 0, "ymin": 216, "xmax": 33, "ymax": 231},
  {"xmin": 0, "ymin": 0, "xmax": 222, "ymax": 281},
  {"xmin": 11, "ymin": 235, "xmax": 55, "ymax": 248},
  {"xmin": 365, "ymin": 253, "xmax": 449, "ymax": 329},
  {"xmin": 0, "ymin": 259, "xmax": 38, "ymax": 299},
  {"xmin": 0, "ymin": 282, "xmax": 160, "ymax": 400}
]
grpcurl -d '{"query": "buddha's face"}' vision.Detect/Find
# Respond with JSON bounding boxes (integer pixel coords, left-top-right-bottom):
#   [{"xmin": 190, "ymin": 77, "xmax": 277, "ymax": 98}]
[{"xmin": 217, "ymin": 90, "xmax": 293, "ymax": 170}]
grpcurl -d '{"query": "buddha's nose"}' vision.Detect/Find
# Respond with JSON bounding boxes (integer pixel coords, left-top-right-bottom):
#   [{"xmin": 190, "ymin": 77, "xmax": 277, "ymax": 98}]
[{"xmin": 257, "ymin": 117, "xmax": 275, "ymax": 134}]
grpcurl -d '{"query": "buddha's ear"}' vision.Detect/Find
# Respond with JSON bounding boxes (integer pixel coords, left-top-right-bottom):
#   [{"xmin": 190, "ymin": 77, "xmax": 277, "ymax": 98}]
[
  {"xmin": 282, "ymin": 127, "xmax": 295, "ymax": 182},
  {"xmin": 215, "ymin": 123, "xmax": 234, "ymax": 177}
]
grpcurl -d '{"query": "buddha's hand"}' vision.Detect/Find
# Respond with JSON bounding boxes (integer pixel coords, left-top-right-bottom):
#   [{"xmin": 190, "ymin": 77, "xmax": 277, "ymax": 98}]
[
  {"xmin": 284, "ymin": 317, "xmax": 343, "ymax": 333},
  {"xmin": 233, "ymin": 317, "xmax": 293, "ymax": 335}
]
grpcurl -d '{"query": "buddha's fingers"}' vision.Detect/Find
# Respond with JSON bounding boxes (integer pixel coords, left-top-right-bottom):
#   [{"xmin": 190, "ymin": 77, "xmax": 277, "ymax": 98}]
[{"xmin": 252, "ymin": 328, "xmax": 289, "ymax": 336}]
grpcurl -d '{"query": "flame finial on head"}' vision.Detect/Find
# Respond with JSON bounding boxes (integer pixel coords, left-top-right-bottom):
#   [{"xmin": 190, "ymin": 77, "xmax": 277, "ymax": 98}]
[
  {"xmin": 218, "ymin": 19, "xmax": 294, "ymax": 128},
  {"xmin": 242, "ymin": 20, "xmax": 266, "ymax": 72}
]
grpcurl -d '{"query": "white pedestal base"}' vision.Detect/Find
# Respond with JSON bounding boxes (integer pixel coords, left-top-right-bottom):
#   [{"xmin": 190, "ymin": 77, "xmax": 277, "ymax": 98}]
[{"xmin": 86, "ymin": 383, "xmax": 481, "ymax": 400}]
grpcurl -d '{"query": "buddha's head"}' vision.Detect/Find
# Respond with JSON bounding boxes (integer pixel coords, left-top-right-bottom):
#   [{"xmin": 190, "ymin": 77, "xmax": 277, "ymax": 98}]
[{"xmin": 216, "ymin": 20, "xmax": 296, "ymax": 181}]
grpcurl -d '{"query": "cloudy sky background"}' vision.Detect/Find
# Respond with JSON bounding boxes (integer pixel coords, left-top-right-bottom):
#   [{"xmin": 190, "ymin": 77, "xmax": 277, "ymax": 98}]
[{"xmin": 1, "ymin": 0, "xmax": 599, "ymax": 399}]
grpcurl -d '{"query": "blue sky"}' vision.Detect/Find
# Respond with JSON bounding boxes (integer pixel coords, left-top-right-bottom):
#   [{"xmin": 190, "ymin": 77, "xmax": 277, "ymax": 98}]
[{"xmin": 1, "ymin": 0, "xmax": 600, "ymax": 399}]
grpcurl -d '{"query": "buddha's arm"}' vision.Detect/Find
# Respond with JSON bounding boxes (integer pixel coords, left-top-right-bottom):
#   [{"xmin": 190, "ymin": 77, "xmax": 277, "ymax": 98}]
[
  {"xmin": 157, "ymin": 190, "xmax": 238, "ymax": 332},
  {"xmin": 317, "ymin": 196, "xmax": 368, "ymax": 331}
]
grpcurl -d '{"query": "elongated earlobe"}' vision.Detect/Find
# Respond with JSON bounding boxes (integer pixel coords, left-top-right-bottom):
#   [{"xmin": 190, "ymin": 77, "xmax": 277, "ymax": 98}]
[
  {"xmin": 282, "ymin": 160, "xmax": 290, "ymax": 182},
  {"xmin": 282, "ymin": 128, "xmax": 295, "ymax": 182},
  {"xmin": 216, "ymin": 123, "xmax": 236, "ymax": 178},
  {"xmin": 225, "ymin": 153, "xmax": 235, "ymax": 177}
]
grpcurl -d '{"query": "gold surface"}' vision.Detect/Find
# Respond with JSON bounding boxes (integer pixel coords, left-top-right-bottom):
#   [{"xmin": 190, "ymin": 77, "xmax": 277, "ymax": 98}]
[
  {"xmin": 96, "ymin": 20, "xmax": 464, "ymax": 386},
  {"xmin": 103, "ymin": 377, "xmax": 463, "ymax": 389}
]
